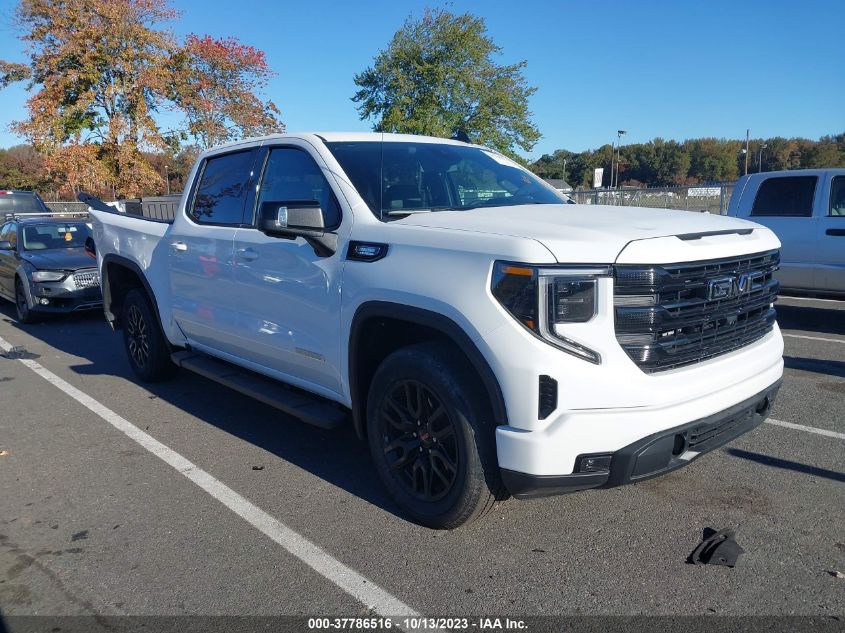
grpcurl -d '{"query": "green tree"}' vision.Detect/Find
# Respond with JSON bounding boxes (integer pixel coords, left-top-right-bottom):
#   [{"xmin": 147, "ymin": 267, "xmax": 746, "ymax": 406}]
[
  {"xmin": 352, "ymin": 8, "xmax": 540, "ymax": 156},
  {"xmin": 636, "ymin": 139, "xmax": 690, "ymax": 186},
  {"xmin": 686, "ymin": 138, "xmax": 740, "ymax": 183},
  {"xmin": 802, "ymin": 134, "xmax": 845, "ymax": 168},
  {"xmin": 0, "ymin": 144, "xmax": 52, "ymax": 191}
]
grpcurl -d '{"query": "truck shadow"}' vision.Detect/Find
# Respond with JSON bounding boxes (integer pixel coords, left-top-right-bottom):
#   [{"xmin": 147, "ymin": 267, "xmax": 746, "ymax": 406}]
[
  {"xmin": 0, "ymin": 304, "xmax": 403, "ymax": 521},
  {"xmin": 783, "ymin": 356, "xmax": 845, "ymax": 378},
  {"xmin": 775, "ymin": 302, "xmax": 845, "ymax": 337},
  {"xmin": 726, "ymin": 448, "xmax": 845, "ymax": 483}
]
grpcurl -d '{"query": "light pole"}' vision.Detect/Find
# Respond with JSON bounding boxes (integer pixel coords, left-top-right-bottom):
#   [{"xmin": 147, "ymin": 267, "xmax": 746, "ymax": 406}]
[
  {"xmin": 562, "ymin": 158, "xmax": 567, "ymax": 185},
  {"xmin": 744, "ymin": 129, "xmax": 750, "ymax": 176},
  {"xmin": 609, "ymin": 141, "xmax": 615, "ymax": 189},
  {"xmin": 757, "ymin": 144, "xmax": 767, "ymax": 173},
  {"xmin": 615, "ymin": 130, "xmax": 626, "ymax": 189},
  {"xmin": 163, "ymin": 165, "xmax": 171, "ymax": 195}
]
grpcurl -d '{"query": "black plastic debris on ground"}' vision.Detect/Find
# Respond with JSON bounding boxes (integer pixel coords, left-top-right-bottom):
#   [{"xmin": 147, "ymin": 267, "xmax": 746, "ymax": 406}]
[
  {"xmin": 689, "ymin": 527, "xmax": 745, "ymax": 567},
  {"xmin": 1, "ymin": 345, "xmax": 40, "ymax": 360}
]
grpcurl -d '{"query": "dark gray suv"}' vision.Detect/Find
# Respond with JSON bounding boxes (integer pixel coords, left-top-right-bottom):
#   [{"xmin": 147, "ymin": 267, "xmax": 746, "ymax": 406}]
[{"xmin": 0, "ymin": 192, "xmax": 102, "ymax": 322}]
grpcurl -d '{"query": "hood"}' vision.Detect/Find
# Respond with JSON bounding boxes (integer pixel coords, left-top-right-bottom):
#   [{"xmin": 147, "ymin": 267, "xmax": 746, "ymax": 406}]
[
  {"xmin": 20, "ymin": 248, "xmax": 95, "ymax": 271},
  {"xmin": 395, "ymin": 204, "xmax": 775, "ymax": 263}
]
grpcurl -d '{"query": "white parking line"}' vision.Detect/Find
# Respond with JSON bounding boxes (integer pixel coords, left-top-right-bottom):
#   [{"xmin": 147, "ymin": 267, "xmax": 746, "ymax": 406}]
[
  {"xmin": 765, "ymin": 418, "xmax": 845, "ymax": 440},
  {"xmin": 779, "ymin": 296, "xmax": 844, "ymax": 304},
  {"xmin": 0, "ymin": 335, "xmax": 420, "ymax": 622},
  {"xmin": 783, "ymin": 333, "xmax": 845, "ymax": 345}
]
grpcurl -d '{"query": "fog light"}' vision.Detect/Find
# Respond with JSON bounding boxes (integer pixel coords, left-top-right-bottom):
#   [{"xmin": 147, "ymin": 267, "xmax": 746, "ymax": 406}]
[
  {"xmin": 578, "ymin": 454, "xmax": 612, "ymax": 473},
  {"xmin": 39, "ymin": 298, "xmax": 50, "ymax": 305}
]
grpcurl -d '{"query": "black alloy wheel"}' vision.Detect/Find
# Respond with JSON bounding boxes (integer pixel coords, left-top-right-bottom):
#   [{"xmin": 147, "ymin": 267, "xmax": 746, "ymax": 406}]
[
  {"xmin": 125, "ymin": 303, "xmax": 150, "ymax": 369},
  {"xmin": 377, "ymin": 379, "xmax": 460, "ymax": 502},
  {"xmin": 366, "ymin": 342, "xmax": 504, "ymax": 529},
  {"xmin": 120, "ymin": 288, "xmax": 176, "ymax": 382}
]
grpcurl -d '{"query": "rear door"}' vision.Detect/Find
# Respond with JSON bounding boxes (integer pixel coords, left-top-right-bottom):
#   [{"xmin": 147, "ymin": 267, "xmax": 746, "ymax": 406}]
[
  {"xmin": 747, "ymin": 175, "xmax": 820, "ymax": 290},
  {"xmin": 168, "ymin": 148, "xmax": 259, "ymax": 357},
  {"xmin": 818, "ymin": 173, "xmax": 845, "ymax": 292}
]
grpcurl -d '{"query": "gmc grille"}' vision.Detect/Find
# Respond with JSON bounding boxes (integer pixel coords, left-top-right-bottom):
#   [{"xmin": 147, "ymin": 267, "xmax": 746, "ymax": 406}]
[{"xmin": 613, "ymin": 250, "xmax": 779, "ymax": 373}]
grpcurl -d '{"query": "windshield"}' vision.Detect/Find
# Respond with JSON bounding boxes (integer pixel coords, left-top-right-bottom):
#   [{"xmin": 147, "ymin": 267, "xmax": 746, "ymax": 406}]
[
  {"xmin": 325, "ymin": 141, "xmax": 564, "ymax": 219},
  {"xmin": 0, "ymin": 193, "xmax": 48, "ymax": 214},
  {"xmin": 22, "ymin": 223, "xmax": 92, "ymax": 251}
]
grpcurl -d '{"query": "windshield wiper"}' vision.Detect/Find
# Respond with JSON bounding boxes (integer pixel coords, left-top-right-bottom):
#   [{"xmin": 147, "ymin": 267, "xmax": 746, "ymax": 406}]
[{"xmin": 385, "ymin": 208, "xmax": 437, "ymax": 217}]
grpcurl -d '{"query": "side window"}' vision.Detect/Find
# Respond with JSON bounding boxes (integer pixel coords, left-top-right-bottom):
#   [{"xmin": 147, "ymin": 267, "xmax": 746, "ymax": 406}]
[
  {"xmin": 256, "ymin": 148, "xmax": 341, "ymax": 229},
  {"xmin": 0, "ymin": 223, "xmax": 9, "ymax": 246},
  {"xmin": 751, "ymin": 176, "xmax": 817, "ymax": 217},
  {"xmin": 7, "ymin": 223, "xmax": 17, "ymax": 248},
  {"xmin": 190, "ymin": 150, "xmax": 256, "ymax": 225},
  {"xmin": 829, "ymin": 176, "xmax": 845, "ymax": 216}
]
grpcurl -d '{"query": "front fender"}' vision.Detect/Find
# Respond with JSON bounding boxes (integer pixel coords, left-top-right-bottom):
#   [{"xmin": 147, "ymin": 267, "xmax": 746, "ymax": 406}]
[{"xmin": 14, "ymin": 262, "xmax": 35, "ymax": 308}]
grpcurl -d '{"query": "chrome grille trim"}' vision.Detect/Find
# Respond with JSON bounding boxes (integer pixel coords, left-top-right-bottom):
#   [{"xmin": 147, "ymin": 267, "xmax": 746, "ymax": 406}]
[
  {"xmin": 73, "ymin": 270, "xmax": 100, "ymax": 289},
  {"xmin": 614, "ymin": 250, "xmax": 780, "ymax": 373}
]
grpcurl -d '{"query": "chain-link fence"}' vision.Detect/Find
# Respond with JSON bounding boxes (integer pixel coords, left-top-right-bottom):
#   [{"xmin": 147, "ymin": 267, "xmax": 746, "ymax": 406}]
[{"xmin": 567, "ymin": 184, "xmax": 735, "ymax": 215}]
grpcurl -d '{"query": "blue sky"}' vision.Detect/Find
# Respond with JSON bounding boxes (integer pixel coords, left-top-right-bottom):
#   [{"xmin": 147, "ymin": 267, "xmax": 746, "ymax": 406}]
[{"xmin": 0, "ymin": 0, "xmax": 841, "ymax": 159}]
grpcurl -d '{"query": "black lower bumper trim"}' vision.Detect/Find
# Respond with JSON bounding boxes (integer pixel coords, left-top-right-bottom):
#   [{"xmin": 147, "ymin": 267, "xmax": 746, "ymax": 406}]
[{"xmin": 502, "ymin": 380, "xmax": 782, "ymax": 499}]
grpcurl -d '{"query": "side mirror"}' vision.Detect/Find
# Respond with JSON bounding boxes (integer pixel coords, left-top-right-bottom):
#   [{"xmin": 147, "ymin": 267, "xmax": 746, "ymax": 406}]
[
  {"xmin": 0, "ymin": 240, "xmax": 12, "ymax": 251},
  {"xmin": 84, "ymin": 235, "xmax": 97, "ymax": 258},
  {"xmin": 258, "ymin": 200, "xmax": 325, "ymax": 237},
  {"xmin": 257, "ymin": 200, "xmax": 337, "ymax": 257}
]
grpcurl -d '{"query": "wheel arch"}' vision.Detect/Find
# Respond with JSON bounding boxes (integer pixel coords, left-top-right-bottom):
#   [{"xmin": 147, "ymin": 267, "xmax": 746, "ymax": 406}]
[
  {"xmin": 348, "ymin": 301, "xmax": 508, "ymax": 439},
  {"xmin": 100, "ymin": 254, "xmax": 164, "ymax": 335},
  {"xmin": 11, "ymin": 258, "xmax": 39, "ymax": 304}
]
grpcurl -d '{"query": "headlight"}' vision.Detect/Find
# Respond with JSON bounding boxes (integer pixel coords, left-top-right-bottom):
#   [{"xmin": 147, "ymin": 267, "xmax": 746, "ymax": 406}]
[
  {"xmin": 492, "ymin": 262, "xmax": 610, "ymax": 363},
  {"xmin": 32, "ymin": 271, "xmax": 66, "ymax": 282}
]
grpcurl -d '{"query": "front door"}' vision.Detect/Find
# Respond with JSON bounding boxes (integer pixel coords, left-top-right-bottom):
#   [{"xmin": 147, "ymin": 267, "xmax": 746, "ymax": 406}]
[
  {"xmin": 0, "ymin": 222, "xmax": 17, "ymax": 299},
  {"xmin": 746, "ymin": 175, "xmax": 819, "ymax": 291},
  {"xmin": 233, "ymin": 145, "xmax": 346, "ymax": 396},
  {"xmin": 169, "ymin": 148, "xmax": 258, "ymax": 357}
]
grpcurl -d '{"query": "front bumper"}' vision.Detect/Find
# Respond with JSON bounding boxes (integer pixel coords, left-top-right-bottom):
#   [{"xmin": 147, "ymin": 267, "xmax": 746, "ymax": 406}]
[
  {"xmin": 501, "ymin": 380, "xmax": 781, "ymax": 499},
  {"xmin": 27, "ymin": 273, "xmax": 102, "ymax": 313}
]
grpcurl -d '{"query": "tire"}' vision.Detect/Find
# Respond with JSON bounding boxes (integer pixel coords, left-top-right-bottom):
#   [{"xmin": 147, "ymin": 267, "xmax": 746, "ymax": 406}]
[
  {"xmin": 121, "ymin": 288, "xmax": 176, "ymax": 382},
  {"xmin": 15, "ymin": 277, "xmax": 36, "ymax": 324},
  {"xmin": 366, "ymin": 342, "xmax": 505, "ymax": 529}
]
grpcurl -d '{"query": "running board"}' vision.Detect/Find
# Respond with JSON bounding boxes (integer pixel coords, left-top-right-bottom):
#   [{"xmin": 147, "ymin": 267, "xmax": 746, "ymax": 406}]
[{"xmin": 171, "ymin": 351, "xmax": 348, "ymax": 430}]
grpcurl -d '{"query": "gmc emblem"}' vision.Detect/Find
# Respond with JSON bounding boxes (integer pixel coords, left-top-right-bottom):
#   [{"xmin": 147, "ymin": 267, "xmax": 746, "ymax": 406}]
[
  {"xmin": 707, "ymin": 276, "xmax": 736, "ymax": 300},
  {"xmin": 707, "ymin": 272, "xmax": 765, "ymax": 301}
]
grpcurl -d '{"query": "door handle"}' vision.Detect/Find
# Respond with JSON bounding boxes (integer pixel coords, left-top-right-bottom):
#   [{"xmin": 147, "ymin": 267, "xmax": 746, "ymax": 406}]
[
  {"xmin": 825, "ymin": 228, "xmax": 845, "ymax": 236},
  {"xmin": 171, "ymin": 241, "xmax": 188, "ymax": 252},
  {"xmin": 236, "ymin": 247, "xmax": 259, "ymax": 262}
]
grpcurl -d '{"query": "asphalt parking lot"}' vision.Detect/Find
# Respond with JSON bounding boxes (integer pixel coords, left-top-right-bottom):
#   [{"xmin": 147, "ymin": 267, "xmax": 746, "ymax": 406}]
[{"xmin": 0, "ymin": 295, "xmax": 843, "ymax": 628}]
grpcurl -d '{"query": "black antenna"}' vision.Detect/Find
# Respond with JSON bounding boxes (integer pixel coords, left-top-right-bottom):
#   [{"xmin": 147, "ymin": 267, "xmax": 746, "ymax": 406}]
[{"xmin": 450, "ymin": 129, "xmax": 470, "ymax": 143}]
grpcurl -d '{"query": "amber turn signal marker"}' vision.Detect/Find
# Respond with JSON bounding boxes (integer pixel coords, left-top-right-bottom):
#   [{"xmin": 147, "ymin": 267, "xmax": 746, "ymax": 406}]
[{"xmin": 501, "ymin": 265, "xmax": 533, "ymax": 277}]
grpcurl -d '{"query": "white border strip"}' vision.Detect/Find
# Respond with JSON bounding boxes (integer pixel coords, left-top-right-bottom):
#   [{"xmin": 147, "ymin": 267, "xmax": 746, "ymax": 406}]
[
  {"xmin": 765, "ymin": 417, "xmax": 845, "ymax": 440},
  {"xmin": 783, "ymin": 333, "xmax": 845, "ymax": 345},
  {"xmin": 0, "ymin": 335, "xmax": 420, "ymax": 621}
]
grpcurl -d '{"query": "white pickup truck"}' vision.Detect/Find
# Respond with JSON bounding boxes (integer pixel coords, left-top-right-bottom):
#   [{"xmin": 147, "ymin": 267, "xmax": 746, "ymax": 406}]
[
  {"xmin": 85, "ymin": 132, "xmax": 784, "ymax": 528},
  {"xmin": 728, "ymin": 168, "xmax": 845, "ymax": 294}
]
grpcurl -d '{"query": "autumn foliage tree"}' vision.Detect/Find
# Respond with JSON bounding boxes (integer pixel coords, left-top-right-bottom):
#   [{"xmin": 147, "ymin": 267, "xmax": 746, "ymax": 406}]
[
  {"xmin": 168, "ymin": 35, "xmax": 283, "ymax": 149},
  {"xmin": 0, "ymin": 0, "xmax": 177, "ymax": 197},
  {"xmin": 0, "ymin": 0, "xmax": 283, "ymax": 198}
]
